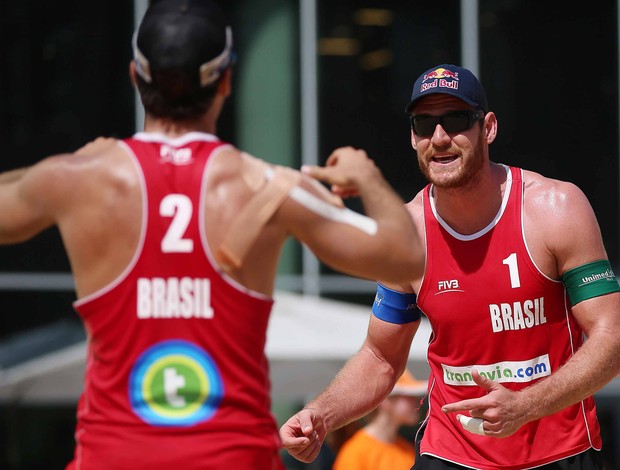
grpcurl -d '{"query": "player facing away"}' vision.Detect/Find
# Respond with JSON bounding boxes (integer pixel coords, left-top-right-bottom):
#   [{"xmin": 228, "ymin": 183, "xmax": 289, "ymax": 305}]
[
  {"xmin": 0, "ymin": 1, "xmax": 424, "ymax": 469},
  {"xmin": 280, "ymin": 64, "xmax": 620, "ymax": 469}
]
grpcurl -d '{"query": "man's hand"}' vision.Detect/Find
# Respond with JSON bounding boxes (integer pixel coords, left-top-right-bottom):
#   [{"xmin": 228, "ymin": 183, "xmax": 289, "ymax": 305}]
[
  {"xmin": 441, "ymin": 369, "xmax": 528, "ymax": 438},
  {"xmin": 279, "ymin": 408, "xmax": 326, "ymax": 463},
  {"xmin": 301, "ymin": 146, "xmax": 381, "ymax": 198}
]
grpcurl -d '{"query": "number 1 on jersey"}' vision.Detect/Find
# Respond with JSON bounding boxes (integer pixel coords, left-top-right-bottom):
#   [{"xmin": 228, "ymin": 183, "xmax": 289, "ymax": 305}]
[{"xmin": 502, "ymin": 252, "xmax": 521, "ymax": 288}]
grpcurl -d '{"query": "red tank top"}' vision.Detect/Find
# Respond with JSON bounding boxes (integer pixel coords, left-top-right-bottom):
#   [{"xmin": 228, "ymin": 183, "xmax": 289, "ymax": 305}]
[
  {"xmin": 68, "ymin": 132, "xmax": 284, "ymax": 470},
  {"xmin": 416, "ymin": 166, "xmax": 600, "ymax": 469}
]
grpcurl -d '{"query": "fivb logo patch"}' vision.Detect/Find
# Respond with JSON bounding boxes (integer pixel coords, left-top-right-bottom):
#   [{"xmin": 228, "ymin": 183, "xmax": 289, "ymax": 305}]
[
  {"xmin": 435, "ymin": 279, "xmax": 464, "ymax": 295},
  {"xmin": 129, "ymin": 340, "xmax": 223, "ymax": 426}
]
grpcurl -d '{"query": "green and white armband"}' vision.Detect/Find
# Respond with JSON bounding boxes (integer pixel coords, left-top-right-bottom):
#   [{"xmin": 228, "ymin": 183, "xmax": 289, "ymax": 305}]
[{"xmin": 561, "ymin": 260, "xmax": 620, "ymax": 306}]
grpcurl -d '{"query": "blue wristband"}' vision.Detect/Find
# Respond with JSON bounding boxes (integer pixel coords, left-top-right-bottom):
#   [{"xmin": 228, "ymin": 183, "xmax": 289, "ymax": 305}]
[{"xmin": 372, "ymin": 283, "xmax": 421, "ymax": 324}]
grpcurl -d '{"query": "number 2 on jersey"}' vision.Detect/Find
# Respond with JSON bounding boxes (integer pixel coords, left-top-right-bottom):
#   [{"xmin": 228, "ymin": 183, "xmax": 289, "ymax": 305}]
[{"xmin": 160, "ymin": 194, "xmax": 194, "ymax": 253}]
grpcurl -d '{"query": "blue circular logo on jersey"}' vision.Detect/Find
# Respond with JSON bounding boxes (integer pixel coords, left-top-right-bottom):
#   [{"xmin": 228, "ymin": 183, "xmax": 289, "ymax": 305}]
[{"xmin": 129, "ymin": 340, "xmax": 223, "ymax": 426}]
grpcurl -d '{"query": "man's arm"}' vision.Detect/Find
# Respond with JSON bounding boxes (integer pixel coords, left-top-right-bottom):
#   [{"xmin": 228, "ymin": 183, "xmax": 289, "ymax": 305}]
[
  {"xmin": 518, "ymin": 292, "xmax": 620, "ymax": 412},
  {"xmin": 0, "ymin": 137, "xmax": 118, "ymax": 246},
  {"xmin": 280, "ymin": 147, "xmax": 425, "ymax": 285},
  {"xmin": 0, "ymin": 157, "xmax": 69, "ymax": 243},
  {"xmin": 442, "ymin": 179, "xmax": 620, "ymax": 437},
  {"xmin": 279, "ymin": 314, "xmax": 419, "ymax": 463},
  {"xmin": 501, "ymin": 180, "xmax": 620, "ymax": 428},
  {"xmin": 0, "ymin": 168, "xmax": 28, "ymax": 184}
]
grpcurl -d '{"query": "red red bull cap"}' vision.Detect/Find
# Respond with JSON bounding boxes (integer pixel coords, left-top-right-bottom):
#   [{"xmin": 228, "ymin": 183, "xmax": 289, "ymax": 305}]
[{"xmin": 405, "ymin": 64, "xmax": 488, "ymax": 114}]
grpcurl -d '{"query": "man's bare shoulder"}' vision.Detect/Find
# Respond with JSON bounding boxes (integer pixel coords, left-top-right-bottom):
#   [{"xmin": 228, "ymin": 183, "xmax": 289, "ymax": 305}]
[
  {"xmin": 522, "ymin": 168, "xmax": 590, "ymax": 215},
  {"xmin": 208, "ymin": 147, "xmax": 269, "ymax": 189},
  {"xmin": 209, "ymin": 148, "xmax": 325, "ymax": 202},
  {"xmin": 405, "ymin": 189, "xmax": 425, "ymax": 228},
  {"xmin": 406, "ymin": 189, "xmax": 425, "ymax": 210},
  {"xmin": 521, "ymin": 168, "xmax": 601, "ymax": 269},
  {"xmin": 74, "ymin": 137, "xmax": 119, "ymax": 157},
  {"xmin": 38, "ymin": 137, "xmax": 125, "ymax": 171},
  {"xmin": 23, "ymin": 138, "xmax": 136, "ymax": 206}
]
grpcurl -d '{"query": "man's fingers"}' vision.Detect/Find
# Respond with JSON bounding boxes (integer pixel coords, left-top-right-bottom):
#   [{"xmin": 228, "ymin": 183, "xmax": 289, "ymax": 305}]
[
  {"xmin": 301, "ymin": 165, "xmax": 325, "ymax": 179},
  {"xmin": 302, "ymin": 165, "xmax": 349, "ymax": 191},
  {"xmin": 302, "ymin": 164, "xmax": 341, "ymax": 182},
  {"xmin": 442, "ymin": 398, "xmax": 480, "ymax": 413},
  {"xmin": 457, "ymin": 414, "xmax": 485, "ymax": 436},
  {"xmin": 299, "ymin": 408, "xmax": 323, "ymax": 436},
  {"xmin": 284, "ymin": 429, "xmax": 322, "ymax": 463},
  {"xmin": 471, "ymin": 369, "xmax": 494, "ymax": 391},
  {"xmin": 295, "ymin": 432, "xmax": 322, "ymax": 461},
  {"xmin": 282, "ymin": 435, "xmax": 311, "ymax": 448},
  {"xmin": 443, "ymin": 370, "xmax": 499, "ymax": 414},
  {"xmin": 296, "ymin": 419, "xmax": 314, "ymax": 438}
]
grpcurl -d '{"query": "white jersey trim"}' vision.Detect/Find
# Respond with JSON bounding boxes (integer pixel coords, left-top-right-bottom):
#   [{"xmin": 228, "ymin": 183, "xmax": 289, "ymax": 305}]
[
  {"xmin": 132, "ymin": 131, "xmax": 220, "ymax": 146},
  {"xmin": 517, "ymin": 167, "xmax": 562, "ymax": 285},
  {"xmin": 74, "ymin": 140, "xmax": 148, "ymax": 307},
  {"xmin": 430, "ymin": 164, "xmax": 512, "ymax": 241}
]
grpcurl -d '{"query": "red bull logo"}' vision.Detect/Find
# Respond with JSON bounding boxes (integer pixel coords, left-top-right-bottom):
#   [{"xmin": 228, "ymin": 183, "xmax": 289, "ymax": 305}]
[
  {"xmin": 421, "ymin": 67, "xmax": 459, "ymax": 92},
  {"xmin": 423, "ymin": 70, "xmax": 439, "ymax": 81},
  {"xmin": 423, "ymin": 67, "xmax": 459, "ymax": 81}
]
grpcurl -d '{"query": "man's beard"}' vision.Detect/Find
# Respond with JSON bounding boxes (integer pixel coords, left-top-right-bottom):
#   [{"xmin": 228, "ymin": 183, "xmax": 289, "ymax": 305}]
[{"xmin": 417, "ymin": 132, "xmax": 485, "ymax": 189}]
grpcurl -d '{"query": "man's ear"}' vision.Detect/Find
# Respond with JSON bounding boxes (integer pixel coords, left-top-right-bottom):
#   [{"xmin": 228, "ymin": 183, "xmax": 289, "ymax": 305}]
[
  {"xmin": 411, "ymin": 129, "xmax": 417, "ymax": 150},
  {"xmin": 484, "ymin": 112, "xmax": 498, "ymax": 144},
  {"xmin": 129, "ymin": 61, "xmax": 138, "ymax": 87}
]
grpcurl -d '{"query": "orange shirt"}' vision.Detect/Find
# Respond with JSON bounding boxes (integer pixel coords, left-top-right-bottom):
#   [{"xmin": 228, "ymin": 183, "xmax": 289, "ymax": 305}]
[{"xmin": 332, "ymin": 429, "xmax": 415, "ymax": 470}]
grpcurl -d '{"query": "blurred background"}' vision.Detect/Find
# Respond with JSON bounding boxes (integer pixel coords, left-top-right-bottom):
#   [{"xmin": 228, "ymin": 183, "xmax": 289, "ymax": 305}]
[{"xmin": 1, "ymin": 0, "xmax": 619, "ymax": 468}]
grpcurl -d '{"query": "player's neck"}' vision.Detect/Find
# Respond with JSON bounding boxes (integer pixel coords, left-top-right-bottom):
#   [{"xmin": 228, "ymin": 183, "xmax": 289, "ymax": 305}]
[
  {"xmin": 142, "ymin": 114, "xmax": 218, "ymax": 138},
  {"xmin": 432, "ymin": 162, "xmax": 507, "ymax": 235}
]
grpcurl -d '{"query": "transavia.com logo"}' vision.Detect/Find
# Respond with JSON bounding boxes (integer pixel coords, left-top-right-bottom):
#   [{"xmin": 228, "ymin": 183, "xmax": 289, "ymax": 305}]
[{"xmin": 442, "ymin": 354, "xmax": 551, "ymax": 386}]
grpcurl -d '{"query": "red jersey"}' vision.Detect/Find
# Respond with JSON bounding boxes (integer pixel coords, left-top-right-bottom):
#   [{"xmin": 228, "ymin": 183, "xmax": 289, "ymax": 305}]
[
  {"xmin": 416, "ymin": 166, "xmax": 601, "ymax": 469},
  {"xmin": 68, "ymin": 132, "xmax": 284, "ymax": 470}
]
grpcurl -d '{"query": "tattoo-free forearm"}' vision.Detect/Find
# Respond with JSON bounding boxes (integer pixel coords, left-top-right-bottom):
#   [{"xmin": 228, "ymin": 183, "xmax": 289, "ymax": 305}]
[
  {"xmin": 304, "ymin": 347, "xmax": 397, "ymax": 433},
  {"xmin": 519, "ymin": 316, "xmax": 620, "ymax": 423}
]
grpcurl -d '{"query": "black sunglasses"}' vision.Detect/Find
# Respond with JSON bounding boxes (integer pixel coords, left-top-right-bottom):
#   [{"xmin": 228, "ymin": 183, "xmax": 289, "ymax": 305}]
[{"xmin": 409, "ymin": 110, "xmax": 485, "ymax": 137}]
